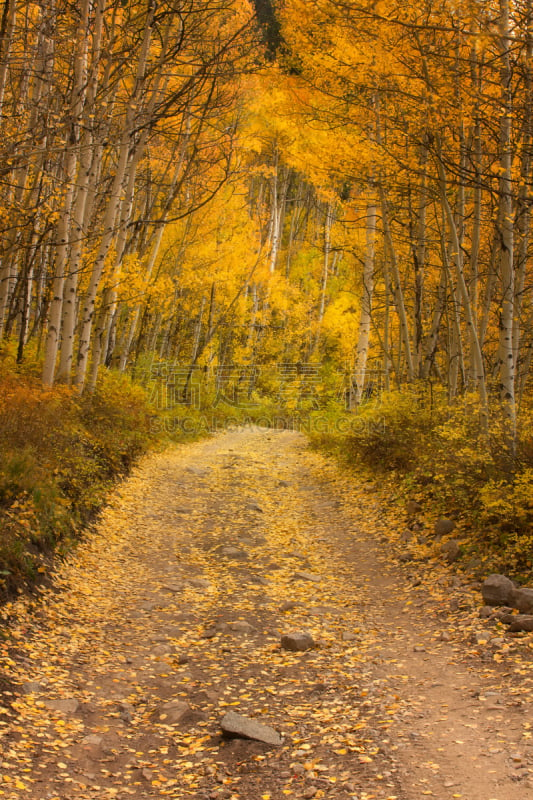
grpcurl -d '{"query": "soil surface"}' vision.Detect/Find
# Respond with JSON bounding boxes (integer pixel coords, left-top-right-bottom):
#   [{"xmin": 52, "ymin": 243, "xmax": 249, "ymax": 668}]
[{"xmin": 1, "ymin": 428, "xmax": 532, "ymax": 800}]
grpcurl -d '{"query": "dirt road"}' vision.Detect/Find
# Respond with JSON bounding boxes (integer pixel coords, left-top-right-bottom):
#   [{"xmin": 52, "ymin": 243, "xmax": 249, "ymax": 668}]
[{"xmin": 1, "ymin": 428, "xmax": 532, "ymax": 800}]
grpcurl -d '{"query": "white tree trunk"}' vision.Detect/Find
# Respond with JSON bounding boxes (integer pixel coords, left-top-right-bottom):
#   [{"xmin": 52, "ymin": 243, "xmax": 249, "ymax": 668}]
[
  {"xmin": 437, "ymin": 153, "xmax": 487, "ymax": 412},
  {"xmin": 57, "ymin": 0, "xmax": 104, "ymax": 383},
  {"xmin": 353, "ymin": 199, "xmax": 377, "ymax": 406},
  {"xmin": 496, "ymin": 0, "xmax": 516, "ymax": 439},
  {"xmin": 75, "ymin": 9, "xmax": 155, "ymax": 391},
  {"xmin": 42, "ymin": 0, "xmax": 89, "ymax": 386},
  {"xmin": 380, "ymin": 186, "xmax": 414, "ymax": 383},
  {"xmin": 0, "ymin": 0, "xmax": 16, "ymax": 120}
]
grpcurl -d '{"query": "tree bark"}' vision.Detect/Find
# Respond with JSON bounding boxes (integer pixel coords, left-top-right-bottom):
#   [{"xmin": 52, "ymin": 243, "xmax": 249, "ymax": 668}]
[{"xmin": 353, "ymin": 198, "xmax": 377, "ymax": 406}]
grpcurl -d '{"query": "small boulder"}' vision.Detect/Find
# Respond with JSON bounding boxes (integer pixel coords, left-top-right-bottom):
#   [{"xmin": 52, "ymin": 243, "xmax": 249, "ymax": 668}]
[
  {"xmin": 118, "ymin": 701, "xmax": 134, "ymax": 724},
  {"xmin": 506, "ymin": 614, "xmax": 533, "ymax": 632},
  {"xmin": 20, "ymin": 681, "xmax": 42, "ymax": 695},
  {"xmin": 219, "ymin": 546, "xmax": 248, "ymax": 560},
  {"xmin": 152, "ymin": 643, "xmax": 173, "ymax": 657},
  {"xmin": 406, "ymin": 500, "xmax": 422, "ymax": 515},
  {"xmin": 281, "ymin": 632, "xmax": 315, "ymax": 652},
  {"xmin": 80, "ymin": 733, "xmax": 105, "ymax": 758},
  {"xmin": 481, "ymin": 574, "xmax": 515, "ymax": 606},
  {"xmin": 45, "ymin": 698, "xmax": 79, "ymax": 715},
  {"xmin": 228, "ymin": 621, "xmax": 256, "ymax": 634},
  {"xmin": 162, "ymin": 583, "xmax": 184, "ymax": 593},
  {"xmin": 441, "ymin": 539, "xmax": 461, "ymax": 563},
  {"xmin": 280, "ymin": 601, "xmax": 300, "ymax": 612},
  {"xmin": 188, "ymin": 578, "xmax": 212, "ymax": 590},
  {"xmin": 398, "ymin": 551, "xmax": 413, "ymax": 563},
  {"xmin": 293, "ymin": 571, "xmax": 321, "ymax": 583},
  {"xmin": 495, "ymin": 609, "xmax": 515, "ymax": 623},
  {"xmin": 220, "ymin": 711, "xmax": 282, "ymax": 745},
  {"xmin": 341, "ymin": 632, "xmax": 358, "ymax": 642},
  {"xmin": 157, "ymin": 700, "xmax": 193, "ymax": 725},
  {"xmin": 511, "ymin": 587, "xmax": 533, "ymax": 614},
  {"xmin": 434, "ymin": 518, "xmax": 456, "ymax": 537}
]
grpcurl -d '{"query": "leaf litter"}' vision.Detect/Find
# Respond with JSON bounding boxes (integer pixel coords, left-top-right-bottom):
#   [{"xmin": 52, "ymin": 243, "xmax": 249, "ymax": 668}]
[{"xmin": 0, "ymin": 428, "xmax": 532, "ymax": 799}]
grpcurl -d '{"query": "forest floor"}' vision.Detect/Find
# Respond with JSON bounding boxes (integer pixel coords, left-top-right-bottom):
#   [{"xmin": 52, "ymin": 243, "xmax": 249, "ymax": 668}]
[{"xmin": 1, "ymin": 428, "xmax": 533, "ymax": 800}]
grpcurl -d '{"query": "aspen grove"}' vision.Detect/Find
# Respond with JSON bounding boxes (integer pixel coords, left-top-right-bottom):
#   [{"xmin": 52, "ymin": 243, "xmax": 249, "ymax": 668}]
[{"xmin": 1, "ymin": 0, "xmax": 533, "ymax": 448}]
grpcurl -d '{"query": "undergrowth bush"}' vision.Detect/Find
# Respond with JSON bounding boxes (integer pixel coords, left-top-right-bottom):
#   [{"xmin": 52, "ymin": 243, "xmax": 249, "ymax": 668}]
[
  {"xmin": 310, "ymin": 387, "xmax": 533, "ymax": 579},
  {"xmin": 0, "ymin": 368, "xmax": 155, "ymax": 599}
]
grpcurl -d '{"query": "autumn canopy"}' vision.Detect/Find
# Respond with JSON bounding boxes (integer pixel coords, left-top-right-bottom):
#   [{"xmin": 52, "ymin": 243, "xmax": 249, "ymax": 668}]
[{"xmin": 0, "ymin": 0, "xmax": 531, "ymax": 434}]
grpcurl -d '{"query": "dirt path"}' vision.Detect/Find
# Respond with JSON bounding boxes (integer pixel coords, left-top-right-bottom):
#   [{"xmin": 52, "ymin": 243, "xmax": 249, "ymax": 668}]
[{"xmin": 1, "ymin": 428, "xmax": 532, "ymax": 800}]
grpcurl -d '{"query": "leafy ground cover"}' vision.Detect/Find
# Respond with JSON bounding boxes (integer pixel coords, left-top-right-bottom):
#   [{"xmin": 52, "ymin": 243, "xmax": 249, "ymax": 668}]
[{"xmin": 0, "ymin": 429, "xmax": 532, "ymax": 800}]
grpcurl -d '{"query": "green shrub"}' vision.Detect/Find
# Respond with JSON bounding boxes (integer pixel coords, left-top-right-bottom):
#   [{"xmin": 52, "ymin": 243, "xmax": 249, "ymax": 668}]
[{"xmin": 310, "ymin": 387, "xmax": 533, "ymax": 578}]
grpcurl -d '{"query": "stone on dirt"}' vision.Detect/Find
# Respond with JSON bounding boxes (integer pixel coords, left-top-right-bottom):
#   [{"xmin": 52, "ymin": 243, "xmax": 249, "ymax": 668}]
[
  {"xmin": 152, "ymin": 643, "xmax": 173, "ymax": 656},
  {"xmin": 506, "ymin": 615, "xmax": 533, "ymax": 632},
  {"xmin": 188, "ymin": 578, "xmax": 212, "ymax": 590},
  {"xmin": 510, "ymin": 587, "xmax": 533, "ymax": 614},
  {"xmin": 406, "ymin": 500, "xmax": 422, "ymax": 515},
  {"xmin": 293, "ymin": 571, "xmax": 321, "ymax": 583},
  {"xmin": 280, "ymin": 601, "xmax": 300, "ymax": 611},
  {"xmin": 81, "ymin": 734, "xmax": 104, "ymax": 750},
  {"xmin": 481, "ymin": 574, "xmax": 515, "ymax": 606},
  {"xmin": 218, "ymin": 546, "xmax": 248, "ymax": 560},
  {"xmin": 220, "ymin": 710, "xmax": 282, "ymax": 745},
  {"xmin": 45, "ymin": 698, "xmax": 79, "ymax": 714},
  {"xmin": 434, "ymin": 517, "xmax": 456, "ymax": 536},
  {"xmin": 163, "ymin": 583, "xmax": 184, "ymax": 593},
  {"xmin": 228, "ymin": 621, "xmax": 256, "ymax": 634},
  {"xmin": 118, "ymin": 701, "xmax": 134, "ymax": 723},
  {"xmin": 80, "ymin": 733, "xmax": 105, "ymax": 759},
  {"xmin": 441, "ymin": 539, "xmax": 460, "ymax": 563},
  {"xmin": 341, "ymin": 632, "xmax": 358, "ymax": 641},
  {"xmin": 281, "ymin": 632, "xmax": 315, "ymax": 651},
  {"xmin": 158, "ymin": 700, "xmax": 193, "ymax": 725},
  {"xmin": 21, "ymin": 681, "xmax": 42, "ymax": 695}
]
